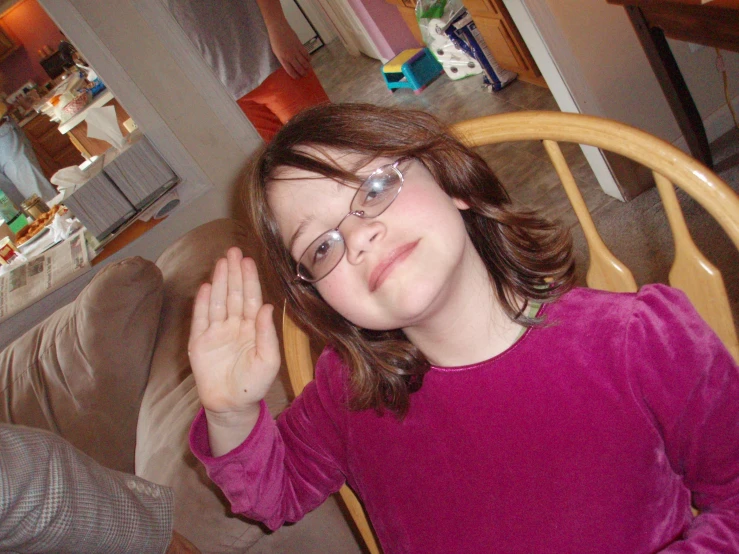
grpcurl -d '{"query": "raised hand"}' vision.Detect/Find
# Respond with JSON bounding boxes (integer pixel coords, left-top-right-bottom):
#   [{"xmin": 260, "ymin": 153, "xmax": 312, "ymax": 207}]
[{"xmin": 188, "ymin": 247, "xmax": 280, "ymax": 455}]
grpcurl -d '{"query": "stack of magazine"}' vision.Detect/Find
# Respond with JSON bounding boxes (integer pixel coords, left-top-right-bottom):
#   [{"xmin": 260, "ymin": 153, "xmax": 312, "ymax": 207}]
[
  {"xmin": 103, "ymin": 137, "xmax": 179, "ymax": 209},
  {"xmin": 62, "ymin": 135, "xmax": 179, "ymax": 241},
  {"xmin": 62, "ymin": 170, "xmax": 135, "ymax": 240}
]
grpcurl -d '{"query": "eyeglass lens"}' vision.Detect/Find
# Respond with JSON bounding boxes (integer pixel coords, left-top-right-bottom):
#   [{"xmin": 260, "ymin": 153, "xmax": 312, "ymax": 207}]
[{"xmin": 297, "ymin": 161, "xmax": 404, "ymax": 282}]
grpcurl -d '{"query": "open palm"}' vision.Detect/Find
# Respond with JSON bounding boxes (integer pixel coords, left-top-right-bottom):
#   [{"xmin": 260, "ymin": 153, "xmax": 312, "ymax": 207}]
[{"xmin": 188, "ymin": 248, "xmax": 280, "ymax": 418}]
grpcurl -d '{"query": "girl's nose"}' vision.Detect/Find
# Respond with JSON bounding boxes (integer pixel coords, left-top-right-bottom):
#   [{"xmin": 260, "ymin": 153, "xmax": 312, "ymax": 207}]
[{"xmin": 343, "ymin": 218, "xmax": 385, "ymax": 265}]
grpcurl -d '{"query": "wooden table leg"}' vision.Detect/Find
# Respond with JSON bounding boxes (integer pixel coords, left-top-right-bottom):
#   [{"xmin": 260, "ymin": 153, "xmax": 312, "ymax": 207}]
[{"xmin": 625, "ymin": 6, "xmax": 713, "ymax": 169}]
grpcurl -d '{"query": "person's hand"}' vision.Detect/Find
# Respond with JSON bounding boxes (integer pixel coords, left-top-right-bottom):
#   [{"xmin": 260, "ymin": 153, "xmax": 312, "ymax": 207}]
[
  {"xmin": 166, "ymin": 531, "xmax": 200, "ymax": 553},
  {"xmin": 266, "ymin": 20, "xmax": 312, "ymax": 79},
  {"xmin": 188, "ymin": 248, "xmax": 280, "ymax": 454}
]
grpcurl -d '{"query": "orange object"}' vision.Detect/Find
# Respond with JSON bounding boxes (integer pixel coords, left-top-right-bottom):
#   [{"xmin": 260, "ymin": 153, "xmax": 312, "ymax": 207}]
[{"xmin": 236, "ymin": 67, "xmax": 329, "ymax": 142}]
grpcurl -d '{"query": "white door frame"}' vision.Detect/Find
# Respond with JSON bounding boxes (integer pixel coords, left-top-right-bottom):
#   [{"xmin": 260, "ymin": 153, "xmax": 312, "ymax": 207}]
[
  {"xmin": 39, "ymin": 0, "xmax": 339, "ymax": 185},
  {"xmin": 502, "ymin": 0, "xmax": 625, "ymax": 201},
  {"xmin": 38, "ymin": 0, "xmax": 234, "ymax": 205}
]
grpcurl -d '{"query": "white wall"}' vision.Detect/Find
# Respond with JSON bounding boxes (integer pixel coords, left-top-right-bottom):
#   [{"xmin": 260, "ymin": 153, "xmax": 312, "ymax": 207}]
[
  {"xmin": 534, "ymin": 0, "xmax": 739, "ymax": 146},
  {"xmin": 40, "ymin": 0, "xmax": 264, "ymax": 262},
  {"xmin": 671, "ymin": 38, "xmax": 739, "ymax": 144}
]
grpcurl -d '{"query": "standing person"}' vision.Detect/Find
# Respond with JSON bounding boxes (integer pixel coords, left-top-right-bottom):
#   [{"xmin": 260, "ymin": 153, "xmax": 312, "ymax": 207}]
[
  {"xmin": 0, "ymin": 423, "xmax": 200, "ymax": 553},
  {"xmin": 166, "ymin": 0, "xmax": 329, "ymax": 142},
  {"xmin": 187, "ymin": 104, "xmax": 739, "ymax": 552},
  {"xmin": 0, "ymin": 100, "xmax": 57, "ymax": 206}
]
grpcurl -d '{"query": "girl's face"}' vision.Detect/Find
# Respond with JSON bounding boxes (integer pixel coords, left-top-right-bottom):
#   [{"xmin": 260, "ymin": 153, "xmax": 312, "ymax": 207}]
[{"xmin": 267, "ymin": 152, "xmax": 479, "ymax": 333}]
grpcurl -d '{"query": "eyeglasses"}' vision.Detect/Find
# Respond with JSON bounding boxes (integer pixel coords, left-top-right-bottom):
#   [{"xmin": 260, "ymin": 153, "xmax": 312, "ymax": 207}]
[{"xmin": 295, "ymin": 158, "xmax": 408, "ymax": 283}]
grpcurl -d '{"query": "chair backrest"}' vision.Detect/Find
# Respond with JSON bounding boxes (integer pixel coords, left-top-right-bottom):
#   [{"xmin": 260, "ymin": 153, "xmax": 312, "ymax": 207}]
[
  {"xmin": 451, "ymin": 111, "xmax": 739, "ymax": 362},
  {"xmin": 281, "ymin": 110, "xmax": 739, "ymax": 553},
  {"xmin": 282, "ymin": 308, "xmax": 382, "ymax": 554}
]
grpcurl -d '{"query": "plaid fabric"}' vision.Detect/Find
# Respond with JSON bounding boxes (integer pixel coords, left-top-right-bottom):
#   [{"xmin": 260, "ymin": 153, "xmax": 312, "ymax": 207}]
[{"xmin": 0, "ymin": 424, "xmax": 173, "ymax": 553}]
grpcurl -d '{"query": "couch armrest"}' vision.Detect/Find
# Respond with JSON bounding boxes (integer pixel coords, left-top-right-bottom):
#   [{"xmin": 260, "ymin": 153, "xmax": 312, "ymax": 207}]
[
  {"xmin": 136, "ymin": 219, "xmax": 361, "ymax": 553},
  {"xmin": 0, "ymin": 257, "xmax": 164, "ymax": 473}
]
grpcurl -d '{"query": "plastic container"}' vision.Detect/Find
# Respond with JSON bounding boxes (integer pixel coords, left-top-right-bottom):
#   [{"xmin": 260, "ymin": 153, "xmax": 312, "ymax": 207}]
[
  {"xmin": 21, "ymin": 194, "xmax": 50, "ymax": 220},
  {"xmin": 7, "ymin": 212, "xmax": 28, "ymax": 234},
  {"xmin": 0, "ymin": 191, "xmax": 28, "ymax": 234},
  {"xmin": 0, "ymin": 190, "xmax": 17, "ymax": 222}
]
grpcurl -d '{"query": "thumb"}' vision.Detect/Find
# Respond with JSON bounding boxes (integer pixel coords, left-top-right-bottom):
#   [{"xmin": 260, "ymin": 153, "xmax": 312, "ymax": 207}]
[{"xmin": 255, "ymin": 304, "xmax": 280, "ymax": 367}]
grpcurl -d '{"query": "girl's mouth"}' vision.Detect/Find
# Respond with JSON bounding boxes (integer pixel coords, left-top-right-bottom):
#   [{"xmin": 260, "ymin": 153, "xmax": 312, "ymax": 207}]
[{"xmin": 369, "ymin": 240, "xmax": 420, "ymax": 292}]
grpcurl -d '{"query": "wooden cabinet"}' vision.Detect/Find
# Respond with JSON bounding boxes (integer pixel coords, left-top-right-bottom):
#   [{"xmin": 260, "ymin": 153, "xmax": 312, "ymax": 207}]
[
  {"xmin": 22, "ymin": 114, "xmax": 84, "ymax": 179},
  {"xmin": 464, "ymin": 0, "xmax": 545, "ymax": 86},
  {"xmin": 386, "ymin": 0, "xmax": 425, "ymax": 45},
  {"xmin": 0, "ymin": 22, "xmax": 19, "ymax": 63},
  {"xmin": 387, "ymin": 0, "xmax": 546, "ymax": 87}
]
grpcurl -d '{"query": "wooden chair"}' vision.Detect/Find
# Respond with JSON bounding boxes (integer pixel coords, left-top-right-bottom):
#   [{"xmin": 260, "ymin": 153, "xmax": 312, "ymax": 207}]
[
  {"xmin": 282, "ymin": 309, "xmax": 382, "ymax": 554},
  {"xmin": 282, "ymin": 110, "xmax": 739, "ymax": 554},
  {"xmin": 451, "ymin": 111, "xmax": 738, "ymax": 361}
]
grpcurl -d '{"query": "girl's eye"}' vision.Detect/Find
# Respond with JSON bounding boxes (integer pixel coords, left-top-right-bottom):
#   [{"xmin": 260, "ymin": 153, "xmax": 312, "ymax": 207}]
[
  {"xmin": 312, "ymin": 239, "xmax": 335, "ymax": 265},
  {"xmin": 360, "ymin": 173, "xmax": 396, "ymax": 206}
]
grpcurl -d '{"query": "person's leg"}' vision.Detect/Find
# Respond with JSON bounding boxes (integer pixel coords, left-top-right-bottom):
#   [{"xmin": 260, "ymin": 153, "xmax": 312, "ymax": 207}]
[
  {"xmin": 0, "ymin": 120, "xmax": 56, "ymax": 201},
  {"xmin": 236, "ymin": 67, "xmax": 329, "ymax": 142},
  {"xmin": 0, "ymin": 122, "xmax": 29, "ymax": 206}
]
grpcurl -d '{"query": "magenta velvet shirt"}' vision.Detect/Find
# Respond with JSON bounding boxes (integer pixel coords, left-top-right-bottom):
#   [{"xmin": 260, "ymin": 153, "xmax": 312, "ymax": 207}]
[{"xmin": 190, "ymin": 285, "xmax": 739, "ymax": 553}]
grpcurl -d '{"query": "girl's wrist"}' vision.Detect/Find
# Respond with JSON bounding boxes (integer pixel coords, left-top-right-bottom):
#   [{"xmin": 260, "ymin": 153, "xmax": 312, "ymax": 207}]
[{"xmin": 205, "ymin": 403, "xmax": 261, "ymax": 457}]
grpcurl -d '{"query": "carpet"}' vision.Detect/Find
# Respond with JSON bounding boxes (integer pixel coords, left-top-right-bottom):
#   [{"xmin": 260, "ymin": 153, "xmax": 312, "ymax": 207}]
[{"xmin": 570, "ymin": 128, "xmax": 739, "ymax": 320}]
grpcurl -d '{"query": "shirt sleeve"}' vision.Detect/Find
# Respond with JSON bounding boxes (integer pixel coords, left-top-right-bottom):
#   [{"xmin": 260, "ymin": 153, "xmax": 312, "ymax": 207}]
[
  {"xmin": 189, "ymin": 351, "xmax": 350, "ymax": 530},
  {"xmin": 0, "ymin": 423, "xmax": 174, "ymax": 554},
  {"xmin": 623, "ymin": 285, "xmax": 739, "ymax": 552}
]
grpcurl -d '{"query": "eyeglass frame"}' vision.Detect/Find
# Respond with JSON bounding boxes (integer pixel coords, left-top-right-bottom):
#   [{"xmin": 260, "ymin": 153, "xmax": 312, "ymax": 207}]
[{"xmin": 294, "ymin": 157, "xmax": 410, "ymax": 283}]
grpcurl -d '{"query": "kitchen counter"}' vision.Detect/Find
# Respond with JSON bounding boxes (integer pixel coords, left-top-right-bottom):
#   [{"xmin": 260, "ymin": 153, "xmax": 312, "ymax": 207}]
[{"xmin": 58, "ymin": 89, "xmax": 114, "ymax": 134}]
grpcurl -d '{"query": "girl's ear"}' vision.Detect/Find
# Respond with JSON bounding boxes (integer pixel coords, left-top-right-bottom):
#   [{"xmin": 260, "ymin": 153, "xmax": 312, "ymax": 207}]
[{"xmin": 453, "ymin": 198, "xmax": 470, "ymax": 210}]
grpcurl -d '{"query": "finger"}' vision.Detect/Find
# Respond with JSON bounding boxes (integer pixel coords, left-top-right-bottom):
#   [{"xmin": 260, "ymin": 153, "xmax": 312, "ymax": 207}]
[
  {"xmin": 242, "ymin": 257, "xmax": 263, "ymax": 322},
  {"xmin": 297, "ymin": 46, "xmax": 311, "ymax": 68},
  {"xmin": 293, "ymin": 60, "xmax": 308, "ymax": 77},
  {"xmin": 189, "ymin": 282, "xmax": 212, "ymax": 342},
  {"xmin": 255, "ymin": 304, "xmax": 280, "ymax": 368},
  {"xmin": 226, "ymin": 247, "xmax": 245, "ymax": 319},
  {"xmin": 282, "ymin": 59, "xmax": 299, "ymax": 79},
  {"xmin": 209, "ymin": 258, "xmax": 228, "ymax": 322},
  {"xmin": 291, "ymin": 52, "xmax": 310, "ymax": 76}
]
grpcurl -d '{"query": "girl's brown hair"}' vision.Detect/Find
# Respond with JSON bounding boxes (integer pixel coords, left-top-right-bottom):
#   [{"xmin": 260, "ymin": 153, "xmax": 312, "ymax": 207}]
[{"xmin": 246, "ymin": 103, "xmax": 575, "ymax": 417}]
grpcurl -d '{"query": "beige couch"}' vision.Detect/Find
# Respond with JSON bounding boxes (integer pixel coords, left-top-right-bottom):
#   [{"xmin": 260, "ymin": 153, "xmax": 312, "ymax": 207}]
[{"xmin": 0, "ymin": 218, "xmax": 363, "ymax": 554}]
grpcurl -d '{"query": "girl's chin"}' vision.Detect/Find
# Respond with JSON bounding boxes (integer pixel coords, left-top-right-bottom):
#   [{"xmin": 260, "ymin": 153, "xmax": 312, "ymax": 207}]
[{"xmin": 349, "ymin": 290, "xmax": 445, "ymax": 331}]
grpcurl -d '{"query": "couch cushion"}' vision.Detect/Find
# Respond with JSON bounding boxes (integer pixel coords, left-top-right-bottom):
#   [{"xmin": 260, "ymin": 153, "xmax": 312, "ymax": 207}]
[
  {"xmin": 136, "ymin": 219, "xmax": 361, "ymax": 553},
  {"xmin": 0, "ymin": 256, "xmax": 164, "ymax": 473}
]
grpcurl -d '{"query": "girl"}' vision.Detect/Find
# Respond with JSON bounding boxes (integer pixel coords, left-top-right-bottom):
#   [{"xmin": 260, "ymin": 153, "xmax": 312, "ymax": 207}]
[{"xmin": 188, "ymin": 104, "xmax": 739, "ymax": 553}]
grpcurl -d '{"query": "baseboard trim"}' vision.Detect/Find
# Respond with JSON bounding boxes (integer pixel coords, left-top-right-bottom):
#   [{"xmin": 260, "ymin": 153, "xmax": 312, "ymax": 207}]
[{"xmin": 672, "ymin": 94, "xmax": 739, "ymax": 152}]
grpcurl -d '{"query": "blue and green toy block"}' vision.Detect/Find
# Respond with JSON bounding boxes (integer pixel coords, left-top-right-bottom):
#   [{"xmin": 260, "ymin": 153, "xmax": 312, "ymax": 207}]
[{"xmin": 382, "ymin": 48, "xmax": 443, "ymax": 94}]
